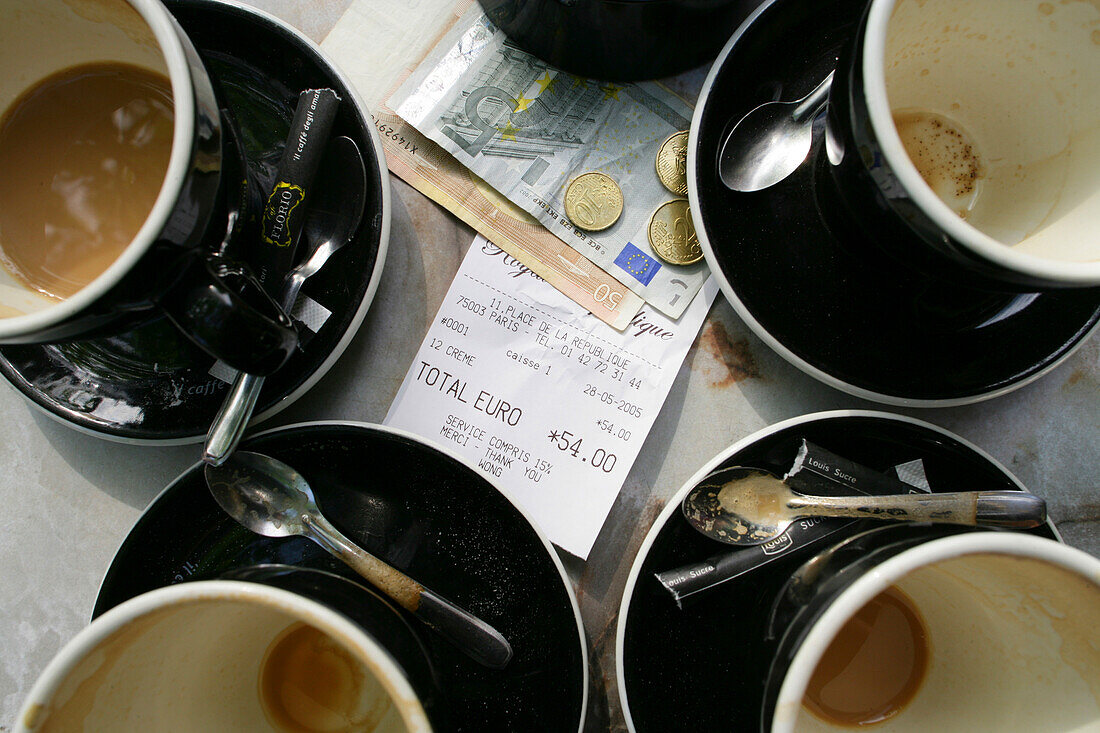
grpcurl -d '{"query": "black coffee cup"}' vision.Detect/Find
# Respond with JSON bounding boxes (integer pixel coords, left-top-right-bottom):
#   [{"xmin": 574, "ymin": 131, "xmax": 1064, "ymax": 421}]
[
  {"xmin": 823, "ymin": 0, "xmax": 1100, "ymax": 291},
  {"xmin": 0, "ymin": 0, "xmax": 296, "ymax": 375},
  {"xmin": 477, "ymin": 0, "xmax": 766, "ymax": 81}
]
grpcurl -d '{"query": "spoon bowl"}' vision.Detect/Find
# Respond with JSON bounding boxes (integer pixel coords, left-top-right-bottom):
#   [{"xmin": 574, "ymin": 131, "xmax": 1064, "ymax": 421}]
[
  {"xmin": 682, "ymin": 465, "xmax": 1047, "ymax": 546},
  {"xmin": 205, "ymin": 450, "xmax": 316, "ymax": 538},
  {"xmin": 718, "ymin": 71, "xmax": 833, "ymax": 192},
  {"xmin": 205, "ymin": 450, "xmax": 513, "ymax": 668}
]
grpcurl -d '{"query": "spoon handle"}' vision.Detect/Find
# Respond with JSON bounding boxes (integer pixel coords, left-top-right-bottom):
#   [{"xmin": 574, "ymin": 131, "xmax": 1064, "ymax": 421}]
[
  {"xmin": 301, "ymin": 512, "xmax": 513, "ymax": 669},
  {"xmin": 203, "ymin": 270, "xmax": 313, "ymax": 465},
  {"xmin": 789, "ymin": 490, "xmax": 1046, "ymax": 528},
  {"xmin": 203, "ymin": 373, "xmax": 264, "ymax": 466},
  {"xmin": 202, "ymin": 269, "xmax": 329, "ymax": 466},
  {"xmin": 792, "ymin": 70, "xmax": 834, "ymax": 122}
]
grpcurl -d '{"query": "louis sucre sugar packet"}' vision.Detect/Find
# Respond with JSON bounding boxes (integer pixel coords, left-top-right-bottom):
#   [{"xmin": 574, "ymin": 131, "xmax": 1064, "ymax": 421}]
[{"xmin": 655, "ymin": 440, "xmax": 929, "ymax": 607}]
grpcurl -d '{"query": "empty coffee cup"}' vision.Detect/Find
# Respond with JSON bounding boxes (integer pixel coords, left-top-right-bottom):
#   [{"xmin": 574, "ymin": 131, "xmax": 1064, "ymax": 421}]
[
  {"xmin": 764, "ymin": 531, "xmax": 1100, "ymax": 732},
  {"xmin": 824, "ymin": 0, "xmax": 1100, "ymax": 290},
  {"xmin": 15, "ymin": 580, "xmax": 434, "ymax": 732},
  {"xmin": 0, "ymin": 0, "xmax": 297, "ymax": 374}
]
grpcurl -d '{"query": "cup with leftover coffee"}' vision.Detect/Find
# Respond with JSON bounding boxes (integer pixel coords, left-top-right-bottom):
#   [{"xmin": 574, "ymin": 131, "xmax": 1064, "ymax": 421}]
[
  {"xmin": 762, "ymin": 529, "xmax": 1100, "ymax": 732},
  {"xmin": 823, "ymin": 0, "xmax": 1100, "ymax": 290},
  {"xmin": 15, "ymin": 578, "xmax": 440, "ymax": 732},
  {"xmin": 0, "ymin": 0, "xmax": 299, "ymax": 375}
]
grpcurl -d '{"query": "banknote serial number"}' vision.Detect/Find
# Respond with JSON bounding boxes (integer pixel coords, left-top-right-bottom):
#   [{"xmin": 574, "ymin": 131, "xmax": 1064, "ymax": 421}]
[
  {"xmin": 520, "ymin": 189, "xmax": 612, "ymax": 256},
  {"xmin": 370, "ymin": 114, "xmax": 419, "ymax": 155}
]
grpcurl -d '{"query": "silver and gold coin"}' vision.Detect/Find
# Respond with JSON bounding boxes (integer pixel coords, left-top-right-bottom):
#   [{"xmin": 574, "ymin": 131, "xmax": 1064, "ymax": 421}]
[
  {"xmin": 564, "ymin": 172, "xmax": 623, "ymax": 232},
  {"xmin": 655, "ymin": 130, "xmax": 689, "ymax": 196},
  {"xmin": 648, "ymin": 199, "xmax": 702, "ymax": 265}
]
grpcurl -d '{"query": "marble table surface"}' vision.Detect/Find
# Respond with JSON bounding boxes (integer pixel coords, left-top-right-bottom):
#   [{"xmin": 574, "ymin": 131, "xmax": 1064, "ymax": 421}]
[{"xmin": 1, "ymin": 2, "xmax": 1097, "ymax": 730}]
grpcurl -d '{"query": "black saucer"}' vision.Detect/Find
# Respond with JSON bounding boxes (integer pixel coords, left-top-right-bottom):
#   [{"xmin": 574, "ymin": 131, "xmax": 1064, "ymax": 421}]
[
  {"xmin": 616, "ymin": 411, "xmax": 1056, "ymax": 731},
  {"xmin": 94, "ymin": 422, "xmax": 588, "ymax": 731},
  {"xmin": 0, "ymin": 0, "xmax": 387, "ymax": 442},
  {"xmin": 689, "ymin": 0, "xmax": 1100, "ymax": 405}
]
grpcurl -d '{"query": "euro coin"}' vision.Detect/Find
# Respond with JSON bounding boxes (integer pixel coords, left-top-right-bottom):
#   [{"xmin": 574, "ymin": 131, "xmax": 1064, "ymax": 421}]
[
  {"xmin": 648, "ymin": 199, "xmax": 702, "ymax": 265},
  {"xmin": 564, "ymin": 172, "xmax": 623, "ymax": 232},
  {"xmin": 655, "ymin": 130, "xmax": 689, "ymax": 196}
]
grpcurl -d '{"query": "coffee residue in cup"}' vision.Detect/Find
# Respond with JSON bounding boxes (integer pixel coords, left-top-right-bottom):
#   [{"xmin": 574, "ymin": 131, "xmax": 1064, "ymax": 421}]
[
  {"xmin": 0, "ymin": 62, "xmax": 174, "ymax": 300},
  {"xmin": 259, "ymin": 622, "xmax": 396, "ymax": 732},
  {"xmin": 893, "ymin": 109, "xmax": 984, "ymax": 219},
  {"xmin": 802, "ymin": 585, "xmax": 930, "ymax": 727}
]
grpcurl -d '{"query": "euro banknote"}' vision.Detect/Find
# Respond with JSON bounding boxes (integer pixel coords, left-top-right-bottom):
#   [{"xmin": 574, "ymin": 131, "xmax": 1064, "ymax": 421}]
[
  {"xmin": 390, "ymin": 7, "xmax": 707, "ymax": 319},
  {"xmin": 321, "ymin": 0, "xmax": 644, "ymax": 329}
]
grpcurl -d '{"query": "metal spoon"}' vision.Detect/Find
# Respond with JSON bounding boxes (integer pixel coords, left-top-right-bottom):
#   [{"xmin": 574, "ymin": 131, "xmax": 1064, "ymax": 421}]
[
  {"xmin": 204, "ymin": 136, "xmax": 367, "ymax": 466},
  {"xmin": 718, "ymin": 71, "xmax": 833, "ymax": 192},
  {"xmin": 205, "ymin": 451, "xmax": 513, "ymax": 669},
  {"xmin": 681, "ymin": 466, "xmax": 1046, "ymax": 546}
]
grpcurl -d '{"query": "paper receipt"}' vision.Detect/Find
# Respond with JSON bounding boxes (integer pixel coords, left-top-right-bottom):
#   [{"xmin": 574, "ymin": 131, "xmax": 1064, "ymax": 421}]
[{"xmin": 385, "ymin": 236, "xmax": 717, "ymax": 558}]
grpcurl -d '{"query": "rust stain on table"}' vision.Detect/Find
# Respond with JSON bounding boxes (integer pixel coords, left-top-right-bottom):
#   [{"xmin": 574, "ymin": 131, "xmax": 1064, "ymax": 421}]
[{"xmin": 694, "ymin": 321, "xmax": 763, "ymax": 387}]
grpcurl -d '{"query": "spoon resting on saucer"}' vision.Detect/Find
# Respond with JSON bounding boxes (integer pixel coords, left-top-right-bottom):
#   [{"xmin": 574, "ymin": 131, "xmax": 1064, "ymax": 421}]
[
  {"xmin": 681, "ymin": 466, "xmax": 1046, "ymax": 546},
  {"xmin": 718, "ymin": 71, "xmax": 833, "ymax": 192},
  {"xmin": 205, "ymin": 450, "xmax": 513, "ymax": 669},
  {"xmin": 203, "ymin": 136, "xmax": 367, "ymax": 467}
]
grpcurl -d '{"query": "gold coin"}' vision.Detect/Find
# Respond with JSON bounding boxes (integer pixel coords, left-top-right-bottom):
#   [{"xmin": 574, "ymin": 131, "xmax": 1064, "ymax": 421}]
[
  {"xmin": 655, "ymin": 130, "xmax": 689, "ymax": 196},
  {"xmin": 564, "ymin": 172, "xmax": 623, "ymax": 232},
  {"xmin": 648, "ymin": 199, "xmax": 702, "ymax": 265}
]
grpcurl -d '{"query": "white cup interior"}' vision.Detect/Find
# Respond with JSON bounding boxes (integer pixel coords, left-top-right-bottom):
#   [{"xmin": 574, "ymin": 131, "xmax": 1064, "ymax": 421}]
[
  {"xmin": 863, "ymin": 0, "xmax": 1100, "ymax": 284},
  {"xmin": 772, "ymin": 534, "xmax": 1100, "ymax": 732},
  {"xmin": 16, "ymin": 581, "xmax": 431, "ymax": 733},
  {"xmin": 0, "ymin": 0, "xmax": 189, "ymax": 324}
]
